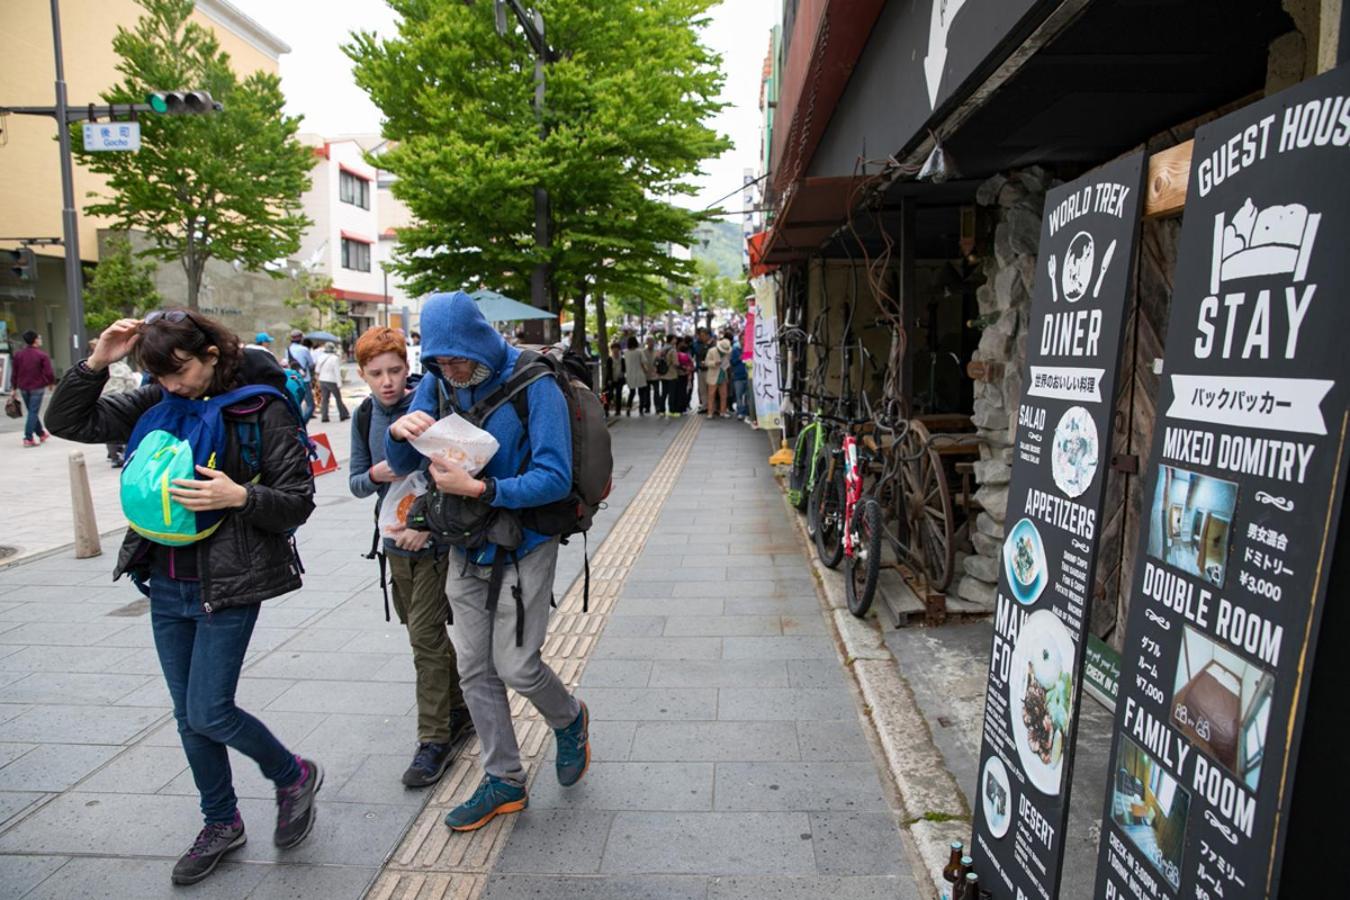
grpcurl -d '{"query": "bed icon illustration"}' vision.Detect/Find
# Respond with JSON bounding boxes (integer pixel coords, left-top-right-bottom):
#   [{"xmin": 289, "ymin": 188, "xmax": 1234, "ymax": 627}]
[{"xmin": 1210, "ymin": 197, "xmax": 1320, "ymax": 293}]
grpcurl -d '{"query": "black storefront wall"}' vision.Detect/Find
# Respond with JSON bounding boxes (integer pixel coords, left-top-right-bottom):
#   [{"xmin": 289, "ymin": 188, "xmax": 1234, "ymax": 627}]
[
  {"xmin": 1094, "ymin": 65, "xmax": 1350, "ymax": 900},
  {"xmin": 808, "ymin": 0, "xmax": 1046, "ymax": 179},
  {"xmin": 970, "ymin": 150, "xmax": 1147, "ymax": 900}
]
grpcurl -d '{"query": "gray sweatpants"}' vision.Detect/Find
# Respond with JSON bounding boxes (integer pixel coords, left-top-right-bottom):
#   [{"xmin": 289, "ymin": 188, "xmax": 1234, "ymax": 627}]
[{"xmin": 447, "ymin": 538, "xmax": 580, "ymax": 785}]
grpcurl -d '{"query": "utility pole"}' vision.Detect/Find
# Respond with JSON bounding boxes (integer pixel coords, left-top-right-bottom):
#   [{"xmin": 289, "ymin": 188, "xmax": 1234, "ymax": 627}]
[
  {"xmin": 495, "ymin": 0, "xmax": 558, "ymax": 339},
  {"xmin": 50, "ymin": 0, "xmax": 85, "ymax": 360}
]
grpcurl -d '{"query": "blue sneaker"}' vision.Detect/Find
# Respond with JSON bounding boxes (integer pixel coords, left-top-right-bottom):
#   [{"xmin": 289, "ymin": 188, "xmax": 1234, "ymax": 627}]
[
  {"xmin": 555, "ymin": 701, "xmax": 590, "ymax": 787},
  {"xmin": 444, "ymin": 775, "xmax": 528, "ymax": 832}
]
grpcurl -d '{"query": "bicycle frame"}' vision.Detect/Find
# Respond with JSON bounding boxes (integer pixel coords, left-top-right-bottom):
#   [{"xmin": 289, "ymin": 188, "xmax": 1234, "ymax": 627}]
[{"xmin": 842, "ymin": 432, "xmax": 863, "ymax": 558}]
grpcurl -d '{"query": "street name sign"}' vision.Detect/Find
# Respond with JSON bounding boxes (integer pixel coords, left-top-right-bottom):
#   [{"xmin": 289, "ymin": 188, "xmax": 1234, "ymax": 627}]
[
  {"xmin": 82, "ymin": 122, "xmax": 140, "ymax": 152},
  {"xmin": 970, "ymin": 150, "xmax": 1147, "ymax": 900}
]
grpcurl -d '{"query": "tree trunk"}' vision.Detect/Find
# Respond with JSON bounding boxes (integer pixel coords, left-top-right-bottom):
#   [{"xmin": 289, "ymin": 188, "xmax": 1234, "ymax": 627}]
[
  {"xmin": 595, "ymin": 291, "xmax": 609, "ymax": 359},
  {"xmin": 570, "ymin": 282, "xmax": 588, "ymax": 356},
  {"xmin": 183, "ymin": 254, "xmax": 203, "ymax": 311}
]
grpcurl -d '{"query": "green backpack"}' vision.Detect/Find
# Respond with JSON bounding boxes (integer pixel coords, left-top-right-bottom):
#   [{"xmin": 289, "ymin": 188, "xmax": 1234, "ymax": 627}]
[{"xmin": 120, "ymin": 385, "xmax": 287, "ymax": 545}]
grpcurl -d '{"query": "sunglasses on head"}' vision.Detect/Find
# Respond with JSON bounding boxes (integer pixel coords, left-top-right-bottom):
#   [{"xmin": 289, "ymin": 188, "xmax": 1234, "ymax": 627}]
[{"xmin": 145, "ymin": 309, "xmax": 200, "ymax": 326}]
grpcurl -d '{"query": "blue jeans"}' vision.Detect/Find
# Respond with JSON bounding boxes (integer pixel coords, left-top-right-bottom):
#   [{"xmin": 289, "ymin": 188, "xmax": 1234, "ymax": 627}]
[
  {"xmin": 733, "ymin": 379, "xmax": 748, "ymax": 418},
  {"xmin": 150, "ymin": 578, "xmax": 300, "ymax": 824},
  {"xmin": 21, "ymin": 388, "xmax": 44, "ymax": 441}
]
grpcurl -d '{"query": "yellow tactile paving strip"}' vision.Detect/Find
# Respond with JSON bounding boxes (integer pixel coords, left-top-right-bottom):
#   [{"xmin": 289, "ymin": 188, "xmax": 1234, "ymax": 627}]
[{"xmin": 367, "ymin": 415, "xmax": 702, "ymax": 900}]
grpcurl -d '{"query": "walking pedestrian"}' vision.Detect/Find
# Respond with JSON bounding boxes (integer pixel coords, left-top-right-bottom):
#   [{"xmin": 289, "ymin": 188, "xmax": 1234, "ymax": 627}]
[
  {"xmin": 385, "ymin": 292, "xmax": 589, "ymax": 833},
  {"xmin": 603, "ymin": 341, "xmax": 625, "ymax": 418},
  {"xmin": 654, "ymin": 334, "xmax": 680, "ymax": 417},
  {"xmin": 408, "ymin": 331, "xmax": 423, "ymax": 375},
  {"xmin": 703, "ymin": 337, "xmax": 724, "ymax": 419},
  {"xmin": 12, "ymin": 330, "xmax": 55, "ymax": 447},
  {"xmin": 691, "ymin": 328, "xmax": 710, "ymax": 413},
  {"xmin": 349, "ymin": 327, "xmax": 473, "ymax": 787},
  {"xmin": 285, "ymin": 330, "xmax": 316, "ymax": 422},
  {"xmin": 316, "ymin": 342, "xmax": 350, "ymax": 423},
  {"xmin": 45, "ymin": 311, "xmax": 322, "ymax": 886},
  {"xmin": 675, "ymin": 338, "xmax": 695, "ymax": 414},
  {"xmin": 244, "ymin": 332, "xmax": 276, "ymax": 356},
  {"xmin": 729, "ymin": 332, "xmax": 749, "ymax": 419},
  {"xmin": 714, "ymin": 336, "xmax": 733, "ymax": 418},
  {"xmin": 621, "ymin": 336, "xmax": 650, "ymax": 416}
]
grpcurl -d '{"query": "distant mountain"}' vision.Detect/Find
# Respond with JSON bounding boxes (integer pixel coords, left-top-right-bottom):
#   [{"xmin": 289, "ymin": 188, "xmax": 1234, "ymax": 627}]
[{"xmin": 691, "ymin": 219, "xmax": 745, "ymax": 279}]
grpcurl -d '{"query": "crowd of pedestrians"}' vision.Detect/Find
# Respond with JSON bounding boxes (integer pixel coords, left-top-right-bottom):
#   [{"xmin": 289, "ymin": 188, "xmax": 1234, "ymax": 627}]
[
  {"xmin": 602, "ymin": 325, "xmax": 750, "ymax": 421},
  {"xmin": 37, "ymin": 296, "xmax": 594, "ymax": 886}
]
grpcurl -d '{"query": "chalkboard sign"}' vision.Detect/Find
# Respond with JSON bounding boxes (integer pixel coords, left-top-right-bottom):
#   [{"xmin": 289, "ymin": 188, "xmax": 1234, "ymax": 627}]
[
  {"xmin": 1093, "ymin": 65, "xmax": 1350, "ymax": 900},
  {"xmin": 969, "ymin": 150, "xmax": 1147, "ymax": 900}
]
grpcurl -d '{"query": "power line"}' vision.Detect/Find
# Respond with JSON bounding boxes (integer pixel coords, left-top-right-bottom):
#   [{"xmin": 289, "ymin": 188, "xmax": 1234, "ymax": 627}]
[{"xmin": 700, "ymin": 172, "xmax": 770, "ymax": 212}]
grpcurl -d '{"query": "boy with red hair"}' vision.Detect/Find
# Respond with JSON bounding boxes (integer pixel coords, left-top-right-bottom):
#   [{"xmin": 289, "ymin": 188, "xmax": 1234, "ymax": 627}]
[{"xmin": 349, "ymin": 327, "xmax": 472, "ymax": 787}]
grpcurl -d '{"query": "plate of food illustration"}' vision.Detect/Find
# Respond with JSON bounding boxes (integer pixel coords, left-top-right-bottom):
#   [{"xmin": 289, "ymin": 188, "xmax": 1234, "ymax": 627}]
[
  {"xmin": 982, "ymin": 755, "xmax": 1012, "ymax": 839},
  {"xmin": 1003, "ymin": 517, "xmax": 1048, "ymax": 606},
  {"xmin": 1009, "ymin": 610, "xmax": 1077, "ymax": 795},
  {"xmin": 1051, "ymin": 405, "xmax": 1099, "ymax": 498}
]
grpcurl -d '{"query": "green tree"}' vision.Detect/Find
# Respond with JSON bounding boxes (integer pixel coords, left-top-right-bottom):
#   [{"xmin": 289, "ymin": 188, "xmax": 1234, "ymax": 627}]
[
  {"xmin": 83, "ymin": 233, "xmax": 162, "ymax": 334},
  {"xmin": 283, "ymin": 269, "xmax": 355, "ymax": 341},
  {"xmin": 74, "ymin": 0, "xmax": 313, "ymax": 309},
  {"xmin": 694, "ymin": 258, "xmax": 747, "ymax": 314},
  {"xmin": 346, "ymin": 0, "xmax": 730, "ymax": 353}
]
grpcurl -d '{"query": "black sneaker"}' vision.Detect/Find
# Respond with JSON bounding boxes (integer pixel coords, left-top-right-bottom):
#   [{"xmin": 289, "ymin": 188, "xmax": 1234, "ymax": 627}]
[
  {"xmin": 402, "ymin": 742, "xmax": 453, "ymax": 788},
  {"xmin": 172, "ymin": 815, "xmax": 246, "ymax": 885},
  {"xmin": 448, "ymin": 706, "xmax": 475, "ymax": 746},
  {"xmin": 274, "ymin": 757, "xmax": 323, "ymax": 849}
]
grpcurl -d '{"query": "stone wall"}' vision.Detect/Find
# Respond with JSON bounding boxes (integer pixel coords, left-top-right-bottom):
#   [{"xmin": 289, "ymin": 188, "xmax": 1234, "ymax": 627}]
[{"xmin": 956, "ymin": 167, "xmax": 1055, "ymax": 609}]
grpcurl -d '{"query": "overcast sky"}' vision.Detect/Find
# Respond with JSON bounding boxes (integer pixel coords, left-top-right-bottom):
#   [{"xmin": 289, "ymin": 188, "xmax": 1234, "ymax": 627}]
[{"xmin": 226, "ymin": 0, "xmax": 780, "ymax": 212}]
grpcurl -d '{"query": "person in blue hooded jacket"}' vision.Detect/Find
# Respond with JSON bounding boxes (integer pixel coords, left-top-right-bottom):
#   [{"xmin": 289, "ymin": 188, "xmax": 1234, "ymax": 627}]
[{"xmin": 385, "ymin": 291, "xmax": 590, "ymax": 833}]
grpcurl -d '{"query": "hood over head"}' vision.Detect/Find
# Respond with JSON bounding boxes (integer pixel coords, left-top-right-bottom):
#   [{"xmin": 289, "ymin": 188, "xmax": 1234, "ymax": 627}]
[{"xmin": 418, "ymin": 291, "xmax": 508, "ymax": 379}]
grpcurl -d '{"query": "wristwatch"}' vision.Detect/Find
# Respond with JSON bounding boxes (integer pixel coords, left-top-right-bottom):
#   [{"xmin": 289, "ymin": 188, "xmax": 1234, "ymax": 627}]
[{"xmin": 478, "ymin": 476, "xmax": 497, "ymax": 505}]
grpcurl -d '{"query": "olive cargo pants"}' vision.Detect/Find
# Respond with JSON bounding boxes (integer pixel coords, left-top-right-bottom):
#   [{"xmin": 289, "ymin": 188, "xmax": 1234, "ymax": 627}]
[{"xmin": 388, "ymin": 552, "xmax": 467, "ymax": 744}]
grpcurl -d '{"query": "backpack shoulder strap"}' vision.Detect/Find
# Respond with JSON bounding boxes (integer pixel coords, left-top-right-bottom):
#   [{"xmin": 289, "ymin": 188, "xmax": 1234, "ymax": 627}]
[
  {"xmin": 465, "ymin": 351, "xmax": 553, "ymax": 429},
  {"xmin": 354, "ymin": 396, "xmax": 375, "ymax": 446}
]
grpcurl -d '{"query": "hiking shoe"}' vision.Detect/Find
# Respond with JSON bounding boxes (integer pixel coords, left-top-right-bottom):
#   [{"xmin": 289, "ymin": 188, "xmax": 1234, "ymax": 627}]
[
  {"xmin": 403, "ymin": 742, "xmax": 453, "ymax": 788},
  {"xmin": 444, "ymin": 775, "xmax": 527, "ymax": 832},
  {"xmin": 172, "ymin": 815, "xmax": 246, "ymax": 885},
  {"xmin": 22, "ymin": 438, "xmax": 37, "ymax": 448},
  {"xmin": 274, "ymin": 757, "xmax": 323, "ymax": 849},
  {"xmin": 448, "ymin": 706, "xmax": 475, "ymax": 746},
  {"xmin": 39, "ymin": 431, "xmax": 50, "ymax": 443},
  {"xmin": 555, "ymin": 701, "xmax": 590, "ymax": 787}
]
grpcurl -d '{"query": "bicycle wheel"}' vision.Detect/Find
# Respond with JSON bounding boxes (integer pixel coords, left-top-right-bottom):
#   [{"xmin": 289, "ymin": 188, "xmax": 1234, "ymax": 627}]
[
  {"xmin": 813, "ymin": 466, "xmax": 845, "ymax": 569},
  {"xmin": 788, "ymin": 425, "xmax": 813, "ymax": 511},
  {"xmin": 844, "ymin": 497, "xmax": 883, "ymax": 618}
]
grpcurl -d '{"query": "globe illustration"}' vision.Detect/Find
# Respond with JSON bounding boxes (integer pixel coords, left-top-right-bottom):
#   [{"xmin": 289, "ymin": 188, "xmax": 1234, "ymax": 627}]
[{"xmin": 1061, "ymin": 231, "xmax": 1095, "ymax": 303}]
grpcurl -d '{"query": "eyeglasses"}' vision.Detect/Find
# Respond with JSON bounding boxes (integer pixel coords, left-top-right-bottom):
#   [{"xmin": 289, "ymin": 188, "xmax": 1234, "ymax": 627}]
[{"xmin": 145, "ymin": 309, "xmax": 199, "ymax": 326}]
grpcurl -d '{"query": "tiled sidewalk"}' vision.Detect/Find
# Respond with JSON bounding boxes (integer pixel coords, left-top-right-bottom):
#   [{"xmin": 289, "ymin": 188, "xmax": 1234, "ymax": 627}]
[
  {"xmin": 0, "ymin": 414, "xmax": 681, "ymax": 898},
  {"xmin": 372, "ymin": 416, "xmax": 919, "ymax": 900}
]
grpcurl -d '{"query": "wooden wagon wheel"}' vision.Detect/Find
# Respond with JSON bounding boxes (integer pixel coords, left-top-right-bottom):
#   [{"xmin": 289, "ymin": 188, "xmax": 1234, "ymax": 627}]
[{"xmin": 899, "ymin": 420, "xmax": 956, "ymax": 591}]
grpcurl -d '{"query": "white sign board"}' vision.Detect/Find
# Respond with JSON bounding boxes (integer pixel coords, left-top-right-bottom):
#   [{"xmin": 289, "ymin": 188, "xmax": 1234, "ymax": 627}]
[
  {"xmin": 82, "ymin": 122, "xmax": 141, "ymax": 152},
  {"xmin": 751, "ymin": 276, "xmax": 782, "ymax": 431}
]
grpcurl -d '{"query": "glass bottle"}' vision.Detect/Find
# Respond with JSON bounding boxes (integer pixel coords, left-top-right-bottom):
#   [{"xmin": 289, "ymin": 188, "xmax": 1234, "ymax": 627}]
[
  {"xmin": 942, "ymin": 842, "xmax": 964, "ymax": 899},
  {"xmin": 961, "ymin": 871, "xmax": 981, "ymax": 900}
]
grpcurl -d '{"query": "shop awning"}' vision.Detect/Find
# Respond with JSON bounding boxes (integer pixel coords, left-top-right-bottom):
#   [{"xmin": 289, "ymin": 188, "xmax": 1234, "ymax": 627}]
[
  {"xmin": 746, "ymin": 230, "xmax": 776, "ymax": 277},
  {"xmin": 760, "ymin": 176, "xmax": 860, "ymax": 265}
]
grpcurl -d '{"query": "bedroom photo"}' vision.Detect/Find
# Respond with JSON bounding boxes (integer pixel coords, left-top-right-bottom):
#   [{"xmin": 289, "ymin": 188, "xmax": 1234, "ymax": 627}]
[
  {"xmin": 1110, "ymin": 737, "xmax": 1192, "ymax": 891},
  {"xmin": 1171, "ymin": 625, "xmax": 1274, "ymax": 791},
  {"xmin": 1147, "ymin": 464, "xmax": 1239, "ymax": 587}
]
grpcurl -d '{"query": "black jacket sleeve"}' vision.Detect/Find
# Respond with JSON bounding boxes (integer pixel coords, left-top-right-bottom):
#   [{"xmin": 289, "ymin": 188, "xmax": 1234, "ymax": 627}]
[
  {"xmin": 236, "ymin": 399, "xmax": 315, "ymax": 534},
  {"xmin": 45, "ymin": 363, "xmax": 161, "ymax": 445}
]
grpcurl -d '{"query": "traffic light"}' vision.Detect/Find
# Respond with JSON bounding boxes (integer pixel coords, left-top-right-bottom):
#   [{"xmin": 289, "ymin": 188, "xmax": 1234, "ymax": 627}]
[
  {"xmin": 145, "ymin": 91, "xmax": 220, "ymax": 115},
  {"xmin": 2, "ymin": 248, "xmax": 36, "ymax": 282}
]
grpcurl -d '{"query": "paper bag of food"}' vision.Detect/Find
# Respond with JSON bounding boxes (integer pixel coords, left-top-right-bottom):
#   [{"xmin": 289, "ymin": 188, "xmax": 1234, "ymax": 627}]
[
  {"xmin": 378, "ymin": 471, "xmax": 429, "ymax": 536},
  {"xmin": 409, "ymin": 413, "xmax": 500, "ymax": 476}
]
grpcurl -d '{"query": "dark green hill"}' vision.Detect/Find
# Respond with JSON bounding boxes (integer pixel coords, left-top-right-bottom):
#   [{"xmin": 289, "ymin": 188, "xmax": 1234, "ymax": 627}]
[{"xmin": 691, "ymin": 219, "xmax": 745, "ymax": 278}]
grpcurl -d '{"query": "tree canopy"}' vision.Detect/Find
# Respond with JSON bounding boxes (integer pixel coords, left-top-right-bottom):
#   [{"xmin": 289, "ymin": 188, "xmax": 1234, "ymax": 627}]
[
  {"xmin": 75, "ymin": 0, "xmax": 313, "ymax": 309},
  {"xmin": 346, "ymin": 0, "xmax": 730, "ymax": 321},
  {"xmin": 83, "ymin": 233, "xmax": 161, "ymax": 334}
]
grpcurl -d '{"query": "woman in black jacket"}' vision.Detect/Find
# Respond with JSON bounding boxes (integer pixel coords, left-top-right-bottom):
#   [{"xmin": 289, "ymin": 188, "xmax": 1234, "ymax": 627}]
[{"xmin": 46, "ymin": 311, "xmax": 323, "ymax": 886}]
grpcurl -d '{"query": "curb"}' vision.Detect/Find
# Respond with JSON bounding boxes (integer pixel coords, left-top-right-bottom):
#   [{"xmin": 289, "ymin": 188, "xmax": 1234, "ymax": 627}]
[{"xmin": 777, "ymin": 483, "xmax": 972, "ymax": 900}]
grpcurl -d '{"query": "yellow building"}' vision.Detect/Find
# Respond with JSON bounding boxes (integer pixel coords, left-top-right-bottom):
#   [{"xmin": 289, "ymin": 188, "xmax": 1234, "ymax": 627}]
[{"xmin": 0, "ymin": 0, "xmax": 289, "ymax": 369}]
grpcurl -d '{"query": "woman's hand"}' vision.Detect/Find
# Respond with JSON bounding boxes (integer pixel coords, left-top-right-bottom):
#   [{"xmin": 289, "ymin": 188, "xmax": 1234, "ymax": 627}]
[
  {"xmin": 369, "ymin": 460, "xmax": 398, "ymax": 484},
  {"xmin": 428, "ymin": 454, "xmax": 483, "ymax": 497},
  {"xmin": 169, "ymin": 465, "xmax": 248, "ymax": 511},
  {"xmin": 88, "ymin": 319, "xmax": 142, "ymax": 371},
  {"xmin": 389, "ymin": 410, "xmax": 436, "ymax": 442}
]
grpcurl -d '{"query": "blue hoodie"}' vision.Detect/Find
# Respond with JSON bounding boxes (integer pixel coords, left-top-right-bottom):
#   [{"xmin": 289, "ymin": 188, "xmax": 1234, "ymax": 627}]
[{"xmin": 385, "ymin": 291, "xmax": 572, "ymax": 564}]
